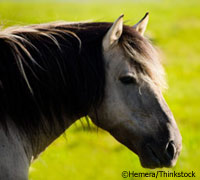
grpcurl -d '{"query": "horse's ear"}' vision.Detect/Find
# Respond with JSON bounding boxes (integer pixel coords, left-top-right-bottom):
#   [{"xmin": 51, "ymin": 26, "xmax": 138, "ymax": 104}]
[
  {"xmin": 103, "ymin": 14, "xmax": 124, "ymax": 51},
  {"xmin": 133, "ymin": 12, "xmax": 149, "ymax": 36}
]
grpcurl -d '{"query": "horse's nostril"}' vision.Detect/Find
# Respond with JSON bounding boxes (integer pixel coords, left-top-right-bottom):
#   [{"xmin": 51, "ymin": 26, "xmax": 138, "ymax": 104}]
[{"xmin": 166, "ymin": 141, "xmax": 176, "ymax": 160}]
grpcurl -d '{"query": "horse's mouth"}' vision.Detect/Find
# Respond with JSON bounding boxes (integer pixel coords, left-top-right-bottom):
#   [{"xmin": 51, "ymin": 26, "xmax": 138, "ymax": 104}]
[{"xmin": 139, "ymin": 145, "xmax": 161, "ymax": 169}]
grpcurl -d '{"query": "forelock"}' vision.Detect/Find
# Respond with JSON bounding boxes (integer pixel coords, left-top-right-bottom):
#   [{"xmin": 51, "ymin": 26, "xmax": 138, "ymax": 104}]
[{"xmin": 119, "ymin": 25, "xmax": 167, "ymax": 90}]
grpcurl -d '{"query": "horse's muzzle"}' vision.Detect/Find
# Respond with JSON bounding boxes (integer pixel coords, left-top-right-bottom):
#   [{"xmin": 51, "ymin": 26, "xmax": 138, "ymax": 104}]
[{"xmin": 139, "ymin": 140, "xmax": 182, "ymax": 169}]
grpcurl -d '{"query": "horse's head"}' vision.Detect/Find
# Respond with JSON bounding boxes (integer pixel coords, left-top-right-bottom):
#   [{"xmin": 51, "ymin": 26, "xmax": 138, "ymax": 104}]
[{"xmin": 90, "ymin": 13, "xmax": 182, "ymax": 169}]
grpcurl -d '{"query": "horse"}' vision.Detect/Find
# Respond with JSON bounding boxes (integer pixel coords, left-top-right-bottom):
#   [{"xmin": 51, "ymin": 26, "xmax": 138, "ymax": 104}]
[{"xmin": 0, "ymin": 13, "xmax": 182, "ymax": 179}]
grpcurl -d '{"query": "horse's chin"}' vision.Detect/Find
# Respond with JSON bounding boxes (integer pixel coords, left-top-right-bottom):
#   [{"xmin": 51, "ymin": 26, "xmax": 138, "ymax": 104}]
[{"xmin": 120, "ymin": 142, "xmax": 163, "ymax": 169}]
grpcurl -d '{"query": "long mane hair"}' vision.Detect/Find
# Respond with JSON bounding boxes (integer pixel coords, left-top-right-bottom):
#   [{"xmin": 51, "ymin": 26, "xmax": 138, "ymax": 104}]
[{"xmin": 0, "ymin": 21, "xmax": 165, "ymax": 141}]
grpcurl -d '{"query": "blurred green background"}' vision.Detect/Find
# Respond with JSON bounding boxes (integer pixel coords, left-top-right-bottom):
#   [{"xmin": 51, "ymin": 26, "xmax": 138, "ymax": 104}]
[{"xmin": 0, "ymin": 0, "xmax": 199, "ymax": 179}]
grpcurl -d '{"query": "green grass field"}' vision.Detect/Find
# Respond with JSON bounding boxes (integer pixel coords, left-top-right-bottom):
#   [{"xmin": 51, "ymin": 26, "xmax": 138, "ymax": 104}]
[{"xmin": 0, "ymin": 0, "xmax": 199, "ymax": 179}]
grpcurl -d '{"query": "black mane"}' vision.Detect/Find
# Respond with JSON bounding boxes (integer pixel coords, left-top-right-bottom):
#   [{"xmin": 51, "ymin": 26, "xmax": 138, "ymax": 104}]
[{"xmin": 0, "ymin": 22, "xmax": 111, "ymax": 138}]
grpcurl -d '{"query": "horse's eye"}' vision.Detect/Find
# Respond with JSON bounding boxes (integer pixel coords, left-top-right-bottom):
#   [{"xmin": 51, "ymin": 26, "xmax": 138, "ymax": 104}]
[{"xmin": 119, "ymin": 75, "xmax": 136, "ymax": 85}]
